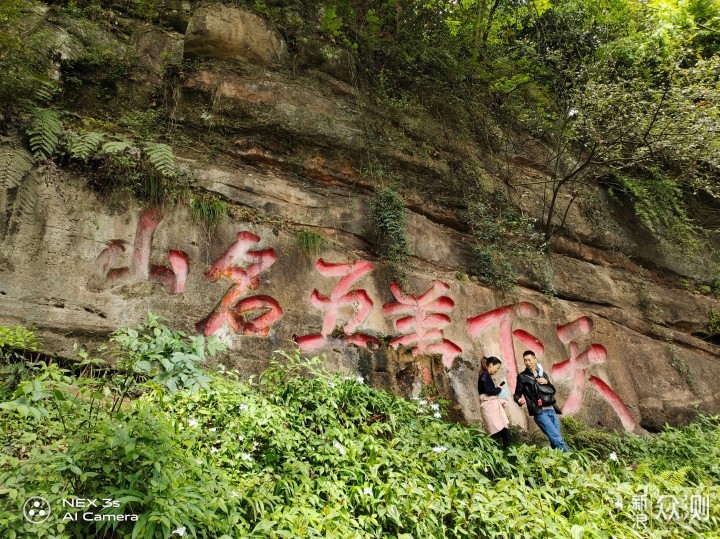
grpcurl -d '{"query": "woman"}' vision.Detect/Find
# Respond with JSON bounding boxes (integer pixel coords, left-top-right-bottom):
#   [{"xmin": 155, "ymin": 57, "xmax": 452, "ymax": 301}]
[{"xmin": 478, "ymin": 356, "xmax": 511, "ymax": 449}]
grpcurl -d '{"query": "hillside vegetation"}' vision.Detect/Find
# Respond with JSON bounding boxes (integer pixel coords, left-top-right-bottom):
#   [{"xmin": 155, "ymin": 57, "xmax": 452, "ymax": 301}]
[{"xmin": 0, "ymin": 319, "xmax": 719, "ymax": 538}]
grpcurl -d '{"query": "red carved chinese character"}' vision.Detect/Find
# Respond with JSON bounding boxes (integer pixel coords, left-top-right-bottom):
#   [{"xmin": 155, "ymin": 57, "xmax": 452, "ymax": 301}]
[
  {"xmin": 383, "ymin": 281, "xmax": 462, "ymax": 369},
  {"xmin": 466, "ymin": 302, "xmax": 542, "ymax": 394},
  {"xmin": 87, "ymin": 208, "xmax": 189, "ymax": 294},
  {"xmin": 552, "ymin": 316, "xmax": 635, "ymax": 430},
  {"xmin": 295, "ymin": 259, "xmax": 378, "ymax": 351},
  {"xmin": 196, "ymin": 231, "xmax": 282, "ymax": 337}
]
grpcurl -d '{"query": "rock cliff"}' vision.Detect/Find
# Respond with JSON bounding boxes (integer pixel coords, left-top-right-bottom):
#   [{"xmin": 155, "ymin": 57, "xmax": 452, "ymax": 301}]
[{"xmin": 2, "ymin": 3, "xmax": 719, "ymax": 435}]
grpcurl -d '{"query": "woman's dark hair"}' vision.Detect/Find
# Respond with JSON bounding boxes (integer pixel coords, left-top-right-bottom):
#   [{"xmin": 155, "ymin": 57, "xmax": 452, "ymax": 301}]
[{"xmin": 480, "ymin": 356, "xmax": 502, "ymax": 373}]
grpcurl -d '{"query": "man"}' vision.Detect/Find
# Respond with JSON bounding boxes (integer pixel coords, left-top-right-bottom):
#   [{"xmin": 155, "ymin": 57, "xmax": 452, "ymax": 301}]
[{"xmin": 513, "ymin": 350, "xmax": 569, "ymax": 452}]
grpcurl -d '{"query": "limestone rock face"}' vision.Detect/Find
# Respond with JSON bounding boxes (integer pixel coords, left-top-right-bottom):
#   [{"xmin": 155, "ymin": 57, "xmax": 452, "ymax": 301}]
[{"xmin": 183, "ymin": 5, "xmax": 287, "ymax": 65}]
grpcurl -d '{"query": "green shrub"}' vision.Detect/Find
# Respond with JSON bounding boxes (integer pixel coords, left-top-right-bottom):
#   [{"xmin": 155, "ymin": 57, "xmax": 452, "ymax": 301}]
[
  {"xmin": 0, "ymin": 326, "xmax": 42, "ymax": 396},
  {"xmin": 370, "ymin": 187, "xmax": 411, "ymax": 279},
  {"xmin": 464, "ymin": 188, "xmax": 547, "ymax": 293},
  {"xmin": 708, "ymin": 307, "xmax": 720, "ymax": 336},
  {"xmin": 472, "ymin": 246, "xmax": 517, "ymax": 292},
  {"xmin": 109, "ymin": 312, "xmax": 221, "ymax": 395}
]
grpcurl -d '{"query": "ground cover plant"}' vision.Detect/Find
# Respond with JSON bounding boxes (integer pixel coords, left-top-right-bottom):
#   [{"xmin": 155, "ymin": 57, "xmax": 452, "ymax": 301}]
[{"xmin": 0, "ymin": 319, "xmax": 718, "ymax": 538}]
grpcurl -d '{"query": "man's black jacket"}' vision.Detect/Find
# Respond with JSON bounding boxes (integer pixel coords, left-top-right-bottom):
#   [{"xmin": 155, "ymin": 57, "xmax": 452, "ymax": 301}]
[{"xmin": 513, "ymin": 367, "xmax": 562, "ymax": 417}]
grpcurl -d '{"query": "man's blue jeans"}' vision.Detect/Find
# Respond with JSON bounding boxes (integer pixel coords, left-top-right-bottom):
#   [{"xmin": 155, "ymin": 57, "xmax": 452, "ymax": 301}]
[{"xmin": 534, "ymin": 408, "xmax": 569, "ymax": 452}]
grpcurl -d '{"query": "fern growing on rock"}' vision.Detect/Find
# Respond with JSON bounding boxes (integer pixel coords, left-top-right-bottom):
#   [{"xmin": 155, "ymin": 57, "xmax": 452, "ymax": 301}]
[
  {"xmin": 0, "ymin": 147, "xmax": 32, "ymax": 190},
  {"xmin": 0, "ymin": 146, "xmax": 36, "ymax": 235},
  {"xmin": 142, "ymin": 142, "xmax": 176, "ymax": 177},
  {"xmin": 66, "ymin": 131, "xmax": 106, "ymax": 162},
  {"xmin": 100, "ymin": 140, "xmax": 134, "ymax": 155},
  {"xmin": 26, "ymin": 108, "xmax": 62, "ymax": 158}
]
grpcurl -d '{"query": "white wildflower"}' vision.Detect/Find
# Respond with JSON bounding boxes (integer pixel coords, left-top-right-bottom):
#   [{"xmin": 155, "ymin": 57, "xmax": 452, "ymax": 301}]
[
  {"xmin": 430, "ymin": 403, "xmax": 440, "ymax": 411},
  {"xmin": 356, "ymin": 376, "xmax": 364, "ymax": 384},
  {"xmin": 210, "ymin": 447, "xmax": 219, "ymax": 454},
  {"xmin": 418, "ymin": 399, "xmax": 427, "ymax": 406},
  {"xmin": 427, "ymin": 484, "xmax": 434, "ymax": 492},
  {"xmin": 238, "ymin": 435, "xmax": 245, "ymax": 442},
  {"xmin": 362, "ymin": 487, "xmax": 373, "ymax": 496},
  {"xmin": 333, "ymin": 441, "xmax": 346, "ymax": 456},
  {"xmin": 328, "ymin": 381, "xmax": 335, "ymax": 388},
  {"xmin": 614, "ymin": 500, "xmax": 623, "ymax": 509},
  {"xmin": 253, "ymin": 441, "xmax": 260, "ymax": 450},
  {"xmin": 431, "ymin": 446, "xmax": 448, "ymax": 453},
  {"xmin": 239, "ymin": 404, "xmax": 249, "ymax": 412},
  {"xmin": 568, "ymin": 108, "xmax": 579, "ymax": 117},
  {"xmin": 231, "ymin": 491, "xmax": 239, "ymax": 498},
  {"xmin": 609, "ymin": 452, "xmax": 618, "ymax": 462},
  {"xmin": 188, "ymin": 418, "xmax": 199, "ymax": 427},
  {"xmin": 209, "ymin": 427, "xmax": 217, "ymax": 432},
  {"xmin": 434, "ymin": 412, "xmax": 442, "ymax": 419},
  {"xmin": 172, "ymin": 526, "xmax": 186, "ymax": 536},
  {"xmin": 241, "ymin": 452, "xmax": 253, "ymax": 462}
]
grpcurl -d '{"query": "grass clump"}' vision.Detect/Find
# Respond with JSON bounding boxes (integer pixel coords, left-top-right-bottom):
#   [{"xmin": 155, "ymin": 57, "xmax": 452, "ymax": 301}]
[
  {"xmin": 294, "ymin": 228, "xmax": 326, "ymax": 257},
  {"xmin": 189, "ymin": 194, "xmax": 228, "ymax": 231}
]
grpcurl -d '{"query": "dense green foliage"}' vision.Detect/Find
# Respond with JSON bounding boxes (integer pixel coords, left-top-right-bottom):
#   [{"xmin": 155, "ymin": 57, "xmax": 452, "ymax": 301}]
[
  {"xmin": 1, "ymin": 322, "xmax": 719, "ymax": 538},
  {"xmin": 308, "ymin": 0, "xmax": 720, "ymax": 243}
]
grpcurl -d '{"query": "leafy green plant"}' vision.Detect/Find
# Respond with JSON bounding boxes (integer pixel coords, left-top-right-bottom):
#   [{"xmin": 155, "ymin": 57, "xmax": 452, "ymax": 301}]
[
  {"xmin": 0, "ymin": 325, "xmax": 40, "ymax": 351},
  {"xmin": 0, "ymin": 325, "xmax": 42, "ymax": 394},
  {"xmin": 294, "ymin": 228, "xmax": 326, "ymax": 257},
  {"xmin": 370, "ymin": 187, "xmax": 411, "ymax": 279},
  {"xmin": 0, "ymin": 1, "xmax": 59, "ymax": 119},
  {"xmin": 464, "ymin": 188, "xmax": 546, "ymax": 293},
  {"xmin": 109, "ymin": 313, "xmax": 222, "ymax": 396},
  {"xmin": 521, "ymin": 252, "xmax": 556, "ymax": 296},
  {"xmin": 0, "ymin": 147, "xmax": 32, "ymax": 191},
  {"xmin": 0, "ymin": 146, "xmax": 36, "ymax": 232},
  {"xmin": 708, "ymin": 307, "xmax": 720, "ymax": 336},
  {"xmin": 19, "ymin": 112, "xmax": 181, "ymax": 205},
  {"xmin": 711, "ymin": 274, "xmax": 720, "ymax": 298},
  {"xmin": 65, "ymin": 130, "xmax": 105, "ymax": 161},
  {"xmin": 141, "ymin": 142, "xmax": 176, "ymax": 178},
  {"xmin": 454, "ymin": 271, "xmax": 468, "ymax": 282}
]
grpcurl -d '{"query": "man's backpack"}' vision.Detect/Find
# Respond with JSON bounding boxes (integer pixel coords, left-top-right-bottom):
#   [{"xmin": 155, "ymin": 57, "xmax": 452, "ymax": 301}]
[{"xmin": 520, "ymin": 373, "xmax": 557, "ymax": 407}]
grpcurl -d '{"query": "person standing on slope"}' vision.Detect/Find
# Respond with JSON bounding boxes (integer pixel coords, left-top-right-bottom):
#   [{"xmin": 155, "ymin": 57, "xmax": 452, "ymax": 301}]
[
  {"xmin": 478, "ymin": 356, "xmax": 511, "ymax": 449},
  {"xmin": 513, "ymin": 350, "xmax": 569, "ymax": 452}
]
